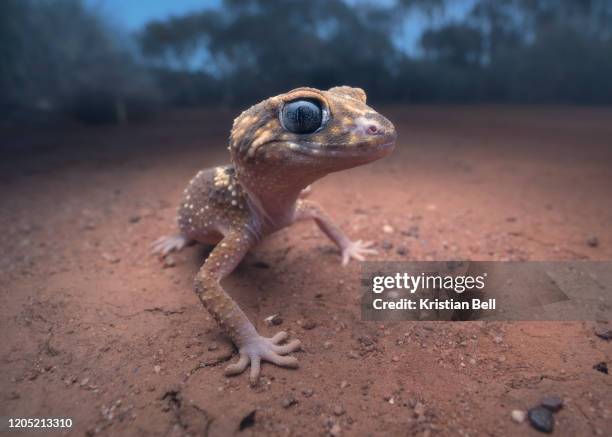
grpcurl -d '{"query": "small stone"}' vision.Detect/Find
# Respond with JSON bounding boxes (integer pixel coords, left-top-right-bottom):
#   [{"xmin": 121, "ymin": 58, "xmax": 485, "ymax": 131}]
[
  {"xmin": 80, "ymin": 377, "xmax": 90, "ymax": 386},
  {"xmin": 102, "ymin": 253, "xmax": 120, "ymax": 264},
  {"xmin": 323, "ymin": 341, "xmax": 333, "ymax": 350},
  {"xmin": 129, "ymin": 215, "xmax": 141, "ymax": 223},
  {"xmin": 401, "ymin": 226, "xmax": 420, "ymax": 237},
  {"xmin": 265, "ymin": 314, "xmax": 283, "ymax": 326},
  {"xmin": 382, "ymin": 240, "xmax": 393, "ymax": 251},
  {"xmin": 528, "ymin": 406, "xmax": 553, "ymax": 433},
  {"xmin": 208, "ymin": 342, "xmax": 218, "ymax": 351},
  {"xmin": 82, "ymin": 222, "xmax": 96, "ymax": 230},
  {"xmin": 153, "ymin": 365, "xmax": 161, "ymax": 374},
  {"xmin": 282, "ymin": 395, "xmax": 297, "ymax": 408},
  {"xmin": 392, "ymin": 356, "xmax": 399, "ymax": 362},
  {"xmin": 414, "ymin": 402, "xmax": 425, "ymax": 418},
  {"xmin": 163, "ymin": 256, "xmax": 176, "ymax": 268},
  {"xmin": 593, "ymin": 361, "xmax": 608, "ymax": 374},
  {"xmin": 302, "ymin": 320, "xmax": 317, "ymax": 330},
  {"xmin": 396, "ymin": 246, "xmax": 407, "ymax": 256},
  {"xmin": 302, "ymin": 388, "xmax": 314, "ymax": 397},
  {"xmin": 382, "ymin": 224, "xmax": 394, "ymax": 234},
  {"xmin": 541, "ymin": 395, "xmax": 563, "ymax": 412},
  {"xmin": 511, "ymin": 409, "xmax": 526, "ymax": 423},
  {"xmin": 333, "ymin": 405, "xmax": 345, "ymax": 416},
  {"xmin": 340, "ymin": 380, "xmax": 348, "ymax": 389},
  {"xmin": 594, "ymin": 326, "xmax": 612, "ymax": 341},
  {"xmin": 586, "ymin": 236, "xmax": 599, "ymax": 247},
  {"xmin": 330, "ymin": 423, "xmax": 342, "ymax": 436}
]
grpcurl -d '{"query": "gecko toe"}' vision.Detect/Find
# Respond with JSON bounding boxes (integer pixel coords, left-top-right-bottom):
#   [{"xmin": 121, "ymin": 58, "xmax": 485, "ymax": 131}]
[
  {"xmin": 225, "ymin": 354, "xmax": 249, "ymax": 376},
  {"xmin": 269, "ymin": 331, "xmax": 288, "ymax": 344},
  {"xmin": 264, "ymin": 352, "xmax": 299, "ymax": 368},
  {"xmin": 249, "ymin": 357, "xmax": 261, "ymax": 385},
  {"xmin": 272, "ymin": 339, "xmax": 301, "ymax": 355}
]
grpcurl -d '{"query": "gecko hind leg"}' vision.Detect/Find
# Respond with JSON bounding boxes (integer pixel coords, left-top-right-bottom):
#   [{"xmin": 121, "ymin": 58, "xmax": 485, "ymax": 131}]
[{"xmin": 151, "ymin": 234, "xmax": 192, "ymax": 257}]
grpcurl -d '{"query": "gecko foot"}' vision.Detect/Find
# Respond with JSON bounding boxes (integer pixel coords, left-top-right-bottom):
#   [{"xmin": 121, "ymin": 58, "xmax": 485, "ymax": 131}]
[
  {"xmin": 225, "ymin": 331, "xmax": 301, "ymax": 385},
  {"xmin": 341, "ymin": 240, "xmax": 377, "ymax": 266},
  {"xmin": 151, "ymin": 235, "xmax": 190, "ymax": 257}
]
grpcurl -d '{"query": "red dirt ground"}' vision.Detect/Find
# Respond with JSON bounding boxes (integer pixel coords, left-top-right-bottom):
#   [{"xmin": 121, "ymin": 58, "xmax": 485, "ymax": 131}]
[{"xmin": 1, "ymin": 106, "xmax": 611, "ymax": 436}]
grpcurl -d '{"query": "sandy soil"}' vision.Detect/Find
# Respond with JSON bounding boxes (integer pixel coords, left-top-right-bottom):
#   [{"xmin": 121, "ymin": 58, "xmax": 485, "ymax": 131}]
[{"xmin": 1, "ymin": 106, "xmax": 611, "ymax": 436}]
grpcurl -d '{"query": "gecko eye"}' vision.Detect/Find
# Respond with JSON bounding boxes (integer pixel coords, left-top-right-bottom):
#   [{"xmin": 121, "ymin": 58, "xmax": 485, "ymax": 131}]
[{"xmin": 281, "ymin": 99, "xmax": 324, "ymax": 134}]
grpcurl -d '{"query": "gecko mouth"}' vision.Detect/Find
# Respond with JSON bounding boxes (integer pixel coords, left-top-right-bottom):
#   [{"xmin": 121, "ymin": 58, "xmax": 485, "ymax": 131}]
[{"xmin": 289, "ymin": 138, "xmax": 396, "ymax": 159}]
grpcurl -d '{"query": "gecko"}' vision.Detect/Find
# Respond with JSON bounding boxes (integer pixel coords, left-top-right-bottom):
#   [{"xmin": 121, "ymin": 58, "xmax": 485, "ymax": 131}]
[{"xmin": 152, "ymin": 86, "xmax": 396, "ymax": 384}]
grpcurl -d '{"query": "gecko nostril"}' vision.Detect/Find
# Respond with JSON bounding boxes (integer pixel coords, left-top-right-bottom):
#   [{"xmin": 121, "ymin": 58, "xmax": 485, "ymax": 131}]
[{"xmin": 366, "ymin": 125, "xmax": 378, "ymax": 135}]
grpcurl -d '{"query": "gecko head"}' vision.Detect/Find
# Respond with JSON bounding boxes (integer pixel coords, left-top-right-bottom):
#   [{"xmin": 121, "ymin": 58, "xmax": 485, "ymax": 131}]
[{"xmin": 230, "ymin": 86, "xmax": 396, "ymax": 174}]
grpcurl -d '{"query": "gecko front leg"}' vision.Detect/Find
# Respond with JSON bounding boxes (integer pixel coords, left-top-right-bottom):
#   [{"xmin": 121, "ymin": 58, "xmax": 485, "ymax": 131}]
[
  {"xmin": 193, "ymin": 227, "xmax": 300, "ymax": 384},
  {"xmin": 294, "ymin": 199, "xmax": 377, "ymax": 265}
]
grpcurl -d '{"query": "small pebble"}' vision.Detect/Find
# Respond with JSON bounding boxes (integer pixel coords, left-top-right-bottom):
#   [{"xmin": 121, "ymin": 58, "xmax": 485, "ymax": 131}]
[
  {"xmin": 541, "ymin": 395, "xmax": 563, "ymax": 412},
  {"xmin": 102, "ymin": 253, "xmax": 120, "ymax": 264},
  {"xmin": 396, "ymin": 246, "xmax": 407, "ymax": 256},
  {"xmin": 302, "ymin": 388, "xmax": 314, "ymax": 397},
  {"xmin": 163, "ymin": 256, "xmax": 176, "ymax": 268},
  {"xmin": 382, "ymin": 240, "xmax": 393, "ymax": 251},
  {"xmin": 382, "ymin": 224, "xmax": 394, "ymax": 234},
  {"xmin": 594, "ymin": 326, "xmax": 612, "ymax": 341},
  {"xmin": 414, "ymin": 402, "xmax": 425, "ymax": 418},
  {"xmin": 511, "ymin": 409, "xmax": 526, "ymax": 423},
  {"xmin": 323, "ymin": 341, "xmax": 333, "ymax": 350},
  {"xmin": 264, "ymin": 314, "xmax": 283, "ymax": 326},
  {"xmin": 302, "ymin": 320, "xmax": 317, "ymax": 330},
  {"xmin": 282, "ymin": 396, "xmax": 297, "ymax": 408},
  {"xmin": 593, "ymin": 361, "xmax": 608, "ymax": 374},
  {"xmin": 330, "ymin": 423, "xmax": 342, "ymax": 436},
  {"xmin": 153, "ymin": 365, "xmax": 161, "ymax": 374},
  {"xmin": 586, "ymin": 236, "xmax": 599, "ymax": 247},
  {"xmin": 528, "ymin": 406, "xmax": 553, "ymax": 433},
  {"xmin": 333, "ymin": 405, "xmax": 345, "ymax": 416},
  {"xmin": 208, "ymin": 343, "xmax": 218, "ymax": 351}
]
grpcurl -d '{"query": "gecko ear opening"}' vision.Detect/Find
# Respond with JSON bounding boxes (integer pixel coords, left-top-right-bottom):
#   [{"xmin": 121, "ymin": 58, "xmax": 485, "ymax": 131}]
[{"xmin": 328, "ymin": 86, "xmax": 367, "ymax": 104}]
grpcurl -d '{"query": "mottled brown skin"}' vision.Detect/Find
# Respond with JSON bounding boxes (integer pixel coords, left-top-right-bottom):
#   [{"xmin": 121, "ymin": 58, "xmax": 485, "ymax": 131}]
[{"xmin": 152, "ymin": 86, "xmax": 396, "ymax": 384}]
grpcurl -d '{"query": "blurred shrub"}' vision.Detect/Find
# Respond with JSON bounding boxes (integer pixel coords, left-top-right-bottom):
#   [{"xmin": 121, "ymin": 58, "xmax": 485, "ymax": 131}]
[
  {"xmin": 3, "ymin": 0, "xmax": 612, "ymax": 117},
  {"xmin": 0, "ymin": 0, "xmax": 160, "ymax": 124},
  {"xmin": 138, "ymin": 0, "xmax": 612, "ymax": 106}
]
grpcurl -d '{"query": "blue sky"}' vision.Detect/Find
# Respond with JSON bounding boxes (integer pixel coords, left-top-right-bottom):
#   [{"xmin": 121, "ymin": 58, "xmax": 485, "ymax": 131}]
[
  {"xmin": 84, "ymin": 0, "xmax": 473, "ymax": 55},
  {"xmin": 86, "ymin": 0, "xmax": 220, "ymax": 30}
]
